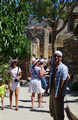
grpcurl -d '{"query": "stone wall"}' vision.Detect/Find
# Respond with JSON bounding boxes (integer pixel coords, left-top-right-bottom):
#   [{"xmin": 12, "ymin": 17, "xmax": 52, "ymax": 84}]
[
  {"xmin": 26, "ymin": 27, "xmax": 51, "ymax": 59},
  {"xmin": 44, "ymin": 29, "xmax": 49, "ymax": 59},
  {"xmin": 31, "ymin": 38, "xmax": 40, "ymax": 58},
  {"xmin": 63, "ymin": 35, "xmax": 78, "ymax": 75}
]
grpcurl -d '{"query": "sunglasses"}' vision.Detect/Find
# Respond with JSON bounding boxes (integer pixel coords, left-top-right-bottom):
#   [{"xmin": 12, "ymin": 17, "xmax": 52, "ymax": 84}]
[{"xmin": 54, "ymin": 54, "xmax": 62, "ymax": 58}]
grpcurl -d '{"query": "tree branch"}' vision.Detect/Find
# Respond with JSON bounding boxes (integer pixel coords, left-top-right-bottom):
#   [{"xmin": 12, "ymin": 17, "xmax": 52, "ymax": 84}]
[{"xmin": 56, "ymin": 2, "xmax": 78, "ymax": 35}]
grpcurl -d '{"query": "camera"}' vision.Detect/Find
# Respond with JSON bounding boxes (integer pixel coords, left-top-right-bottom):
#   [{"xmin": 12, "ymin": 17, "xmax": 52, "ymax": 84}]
[{"xmin": 15, "ymin": 79, "xmax": 18, "ymax": 82}]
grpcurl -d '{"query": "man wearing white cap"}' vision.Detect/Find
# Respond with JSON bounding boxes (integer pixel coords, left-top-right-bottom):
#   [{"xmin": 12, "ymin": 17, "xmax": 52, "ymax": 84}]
[{"xmin": 49, "ymin": 50, "xmax": 68, "ymax": 120}]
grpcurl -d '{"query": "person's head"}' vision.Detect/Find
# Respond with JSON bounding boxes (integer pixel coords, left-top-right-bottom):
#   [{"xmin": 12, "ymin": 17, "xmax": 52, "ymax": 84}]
[
  {"xmin": 39, "ymin": 58, "xmax": 45, "ymax": 65},
  {"xmin": 10, "ymin": 59, "xmax": 18, "ymax": 68},
  {"xmin": 32, "ymin": 59, "xmax": 40, "ymax": 68},
  {"xmin": 31, "ymin": 57, "xmax": 36, "ymax": 65},
  {"xmin": 54, "ymin": 50, "xmax": 63, "ymax": 65}
]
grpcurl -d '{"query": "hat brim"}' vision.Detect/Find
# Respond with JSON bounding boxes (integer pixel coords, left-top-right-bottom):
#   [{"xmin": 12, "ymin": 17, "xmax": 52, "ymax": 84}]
[
  {"xmin": 11, "ymin": 59, "xmax": 18, "ymax": 63},
  {"xmin": 33, "ymin": 59, "xmax": 39, "ymax": 66}
]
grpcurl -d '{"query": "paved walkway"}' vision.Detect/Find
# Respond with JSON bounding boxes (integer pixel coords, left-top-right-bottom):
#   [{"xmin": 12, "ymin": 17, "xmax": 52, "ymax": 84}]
[
  {"xmin": 1, "ymin": 86, "xmax": 77, "ymax": 120},
  {"xmin": 65, "ymin": 90, "xmax": 78, "ymax": 120},
  {"xmin": 0, "ymin": 86, "xmax": 52, "ymax": 120}
]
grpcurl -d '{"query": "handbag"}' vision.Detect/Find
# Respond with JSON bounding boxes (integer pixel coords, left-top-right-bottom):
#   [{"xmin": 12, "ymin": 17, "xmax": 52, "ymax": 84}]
[{"xmin": 15, "ymin": 67, "xmax": 20, "ymax": 82}]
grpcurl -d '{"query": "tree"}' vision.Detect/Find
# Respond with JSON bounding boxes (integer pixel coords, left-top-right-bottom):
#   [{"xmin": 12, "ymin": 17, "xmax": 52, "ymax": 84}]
[
  {"xmin": 0, "ymin": 0, "xmax": 31, "ymax": 59},
  {"xmin": 27, "ymin": 0, "xmax": 78, "ymax": 117},
  {"xmin": 26, "ymin": 0, "xmax": 78, "ymax": 53}
]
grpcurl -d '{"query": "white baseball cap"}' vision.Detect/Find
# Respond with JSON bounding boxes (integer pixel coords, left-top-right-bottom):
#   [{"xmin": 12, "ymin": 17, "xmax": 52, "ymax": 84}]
[
  {"xmin": 33, "ymin": 58, "xmax": 39, "ymax": 65},
  {"xmin": 32, "ymin": 57, "xmax": 36, "ymax": 62},
  {"xmin": 40, "ymin": 58, "xmax": 45, "ymax": 63},
  {"xmin": 54, "ymin": 50, "xmax": 63, "ymax": 56}
]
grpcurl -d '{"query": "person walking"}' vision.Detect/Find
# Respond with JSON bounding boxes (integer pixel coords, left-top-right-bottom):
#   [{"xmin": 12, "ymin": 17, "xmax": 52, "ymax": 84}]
[
  {"xmin": 49, "ymin": 50, "xmax": 68, "ymax": 120},
  {"xmin": 29, "ymin": 59, "xmax": 44, "ymax": 108},
  {"xmin": 9, "ymin": 59, "xmax": 22, "ymax": 110},
  {"xmin": 39, "ymin": 59, "xmax": 47, "ymax": 102},
  {"xmin": 0, "ymin": 79, "xmax": 7, "ymax": 110},
  {"xmin": 39, "ymin": 59, "xmax": 47, "ymax": 90}
]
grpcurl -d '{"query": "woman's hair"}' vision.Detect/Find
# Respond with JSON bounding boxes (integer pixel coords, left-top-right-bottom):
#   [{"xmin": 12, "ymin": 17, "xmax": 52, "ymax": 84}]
[
  {"xmin": 10, "ymin": 61, "xmax": 17, "ymax": 68},
  {"xmin": 32, "ymin": 60, "xmax": 40, "ymax": 68},
  {"xmin": 9, "ymin": 58, "xmax": 18, "ymax": 67},
  {"xmin": 40, "ymin": 62, "xmax": 43, "ymax": 65}
]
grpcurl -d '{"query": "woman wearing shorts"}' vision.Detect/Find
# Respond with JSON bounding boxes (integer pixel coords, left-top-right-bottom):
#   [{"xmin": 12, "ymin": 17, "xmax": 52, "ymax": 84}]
[
  {"xmin": 29, "ymin": 59, "xmax": 44, "ymax": 108},
  {"xmin": 9, "ymin": 59, "xmax": 21, "ymax": 110}
]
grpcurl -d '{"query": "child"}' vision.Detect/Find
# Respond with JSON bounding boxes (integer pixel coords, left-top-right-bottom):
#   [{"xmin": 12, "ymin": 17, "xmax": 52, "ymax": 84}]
[{"xmin": 0, "ymin": 79, "xmax": 6, "ymax": 110}]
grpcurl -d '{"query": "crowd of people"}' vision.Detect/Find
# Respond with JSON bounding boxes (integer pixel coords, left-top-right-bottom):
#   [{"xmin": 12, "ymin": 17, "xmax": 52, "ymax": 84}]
[
  {"xmin": 0, "ymin": 56, "xmax": 49, "ymax": 111},
  {"xmin": 29, "ymin": 57, "xmax": 49, "ymax": 108},
  {"xmin": 0, "ymin": 50, "xmax": 70, "ymax": 120}
]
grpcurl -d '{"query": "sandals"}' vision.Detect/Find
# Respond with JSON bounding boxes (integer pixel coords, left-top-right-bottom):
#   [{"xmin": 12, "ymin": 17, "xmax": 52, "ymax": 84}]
[
  {"xmin": 15, "ymin": 107, "xmax": 19, "ymax": 111},
  {"xmin": 1, "ymin": 107, "xmax": 4, "ymax": 110}
]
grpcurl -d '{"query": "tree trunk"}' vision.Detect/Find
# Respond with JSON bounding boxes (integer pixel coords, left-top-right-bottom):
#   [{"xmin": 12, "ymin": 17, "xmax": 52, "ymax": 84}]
[{"xmin": 51, "ymin": 26, "xmax": 56, "ymax": 55}]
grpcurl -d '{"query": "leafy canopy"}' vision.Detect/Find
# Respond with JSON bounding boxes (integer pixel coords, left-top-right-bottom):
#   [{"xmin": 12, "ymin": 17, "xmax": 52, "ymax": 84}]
[
  {"xmin": 27, "ymin": 0, "xmax": 77, "ymax": 30},
  {"xmin": 0, "ymin": 0, "xmax": 32, "ymax": 59}
]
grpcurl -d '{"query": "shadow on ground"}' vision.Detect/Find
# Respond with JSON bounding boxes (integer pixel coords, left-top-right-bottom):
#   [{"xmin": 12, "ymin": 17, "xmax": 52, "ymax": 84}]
[
  {"xmin": 64, "ymin": 98, "xmax": 78, "ymax": 104},
  {"xmin": 30, "ymin": 108, "xmax": 49, "ymax": 113}
]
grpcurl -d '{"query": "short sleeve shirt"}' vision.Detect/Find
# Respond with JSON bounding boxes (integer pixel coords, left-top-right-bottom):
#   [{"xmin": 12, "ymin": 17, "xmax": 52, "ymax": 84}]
[
  {"xmin": 30, "ymin": 66, "xmax": 41, "ymax": 80},
  {"xmin": 9, "ymin": 66, "xmax": 21, "ymax": 81},
  {"xmin": 54, "ymin": 63, "xmax": 68, "ymax": 96},
  {"xmin": 34, "ymin": 67, "xmax": 41, "ymax": 80},
  {"xmin": 0, "ymin": 84, "xmax": 6, "ymax": 97}
]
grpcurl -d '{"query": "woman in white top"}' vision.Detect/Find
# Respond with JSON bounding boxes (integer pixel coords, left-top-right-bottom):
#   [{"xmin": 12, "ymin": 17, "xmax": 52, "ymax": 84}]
[{"xmin": 9, "ymin": 59, "xmax": 21, "ymax": 110}]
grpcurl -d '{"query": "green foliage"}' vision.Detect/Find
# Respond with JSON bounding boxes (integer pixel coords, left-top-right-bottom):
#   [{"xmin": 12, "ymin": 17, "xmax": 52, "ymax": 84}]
[
  {"xmin": 0, "ymin": 0, "xmax": 31, "ymax": 59},
  {"xmin": 29, "ymin": 0, "xmax": 77, "ymax": 23},
  {"xmin": 27, "ymin": 0, "xmax": 77, "ymax": 53},
  {"xmin": 31, "ymin": 0, "xmax": 53, "ymax": 20},
  {"xmin": 0, "ymin": 0, "xmax": 77, "ymax": 56},
  {"xmin": 0, "ymin": 64, "xmax": 11, "ymax": 83}
]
